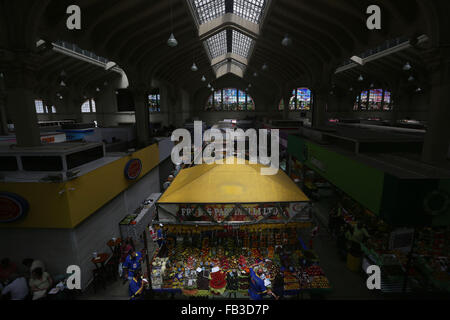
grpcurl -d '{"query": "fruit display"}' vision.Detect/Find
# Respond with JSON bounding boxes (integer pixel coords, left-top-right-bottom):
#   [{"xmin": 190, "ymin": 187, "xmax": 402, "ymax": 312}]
[{"xmin": 151, "ymin": 224, "xmax": 332, "ymax": 295}]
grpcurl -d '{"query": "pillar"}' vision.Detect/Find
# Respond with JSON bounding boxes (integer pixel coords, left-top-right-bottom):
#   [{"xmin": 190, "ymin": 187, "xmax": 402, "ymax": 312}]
[
  {"xmin": 131, "ymin": 86, "xmax": 150, "ymax": 148},
  {"xmin": 3, "ymin": 54, "xmax": 41, "ymax": 147},
  {"xmin": 0, "ymin": 93, "xmax": 8, "ymax": 135},
  {"xmin": 283, "ymin": 91, "xmax": 290, "ymax": 120},
  {"xmin": 421, "ymin": 48, "xmax": 450, "ymax": 164},
  {"xmin": 312, "ymin": 87, "xmax": 330, "ymax": 129}
]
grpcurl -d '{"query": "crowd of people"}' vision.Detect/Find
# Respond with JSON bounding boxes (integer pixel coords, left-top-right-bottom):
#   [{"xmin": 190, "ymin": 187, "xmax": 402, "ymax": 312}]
[{"xmin": 0, "ymin": 257, "xmax": 52, "ymax": 300}]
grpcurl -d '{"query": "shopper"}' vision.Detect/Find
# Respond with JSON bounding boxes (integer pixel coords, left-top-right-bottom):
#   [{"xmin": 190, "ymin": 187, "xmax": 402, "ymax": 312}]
[
  {"xmin": 1, "ymin": 274, "xmax": 29, "ymax": 300},
  {"xmin": 29, "ymin": 267, "xmax": 52, "ymax": 300},
  {"xmin": 352, "ymin": 223, "xmax": 370, "ymax": 244},
  {"xmin": 22, "ymin": 258, "xmax": 46, "ymax": 277},
  {"xmin": 0, "ymin": 258, "xmax": 17, "ymax": 283},
  {"xmin": 119, "ymin": 239, "xmax": 133, "ymax": 278},
  {"xmin": 122, "ymin": 249, "xmax": 143, "ymax": 282}
]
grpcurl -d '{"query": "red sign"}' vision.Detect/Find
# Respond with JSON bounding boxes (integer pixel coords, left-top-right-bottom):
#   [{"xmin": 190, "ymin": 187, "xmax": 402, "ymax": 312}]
[
  {"xmin": 0, "ymin": 192, "xmax": 29, "ymax": 223},
  {"xmin": 124, "ymin": 159, "xmax": 143, "ymax": 180}
]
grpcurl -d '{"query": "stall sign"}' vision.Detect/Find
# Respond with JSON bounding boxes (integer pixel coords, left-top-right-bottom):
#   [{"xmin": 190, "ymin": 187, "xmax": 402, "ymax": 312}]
[
  {"xmin": 124, "ymin": 158, "xmax": 143, "ymax": 180},
  {"xmin": 178, "ymin": 204, "xmax": 290, "ymax": 222},
  {"xmin": 289, "ymin": 203, "xmax": 311, "ymax": 221},
  {"xmin": 0, "ymin": 192, "xmax": 29, "ymax": 223}
]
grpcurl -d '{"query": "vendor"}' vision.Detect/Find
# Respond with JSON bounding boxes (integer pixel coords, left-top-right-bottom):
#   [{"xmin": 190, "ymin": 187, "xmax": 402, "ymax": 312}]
[
  {"xmin": 352, "ymin": 222, "xmax": 370, "ymax": 244},
  {"xmin": 122, "ymin": 249, "xmax": 143, "ymax": 282},
  {"xmin": 156, "ymin": 224, "xmax": 165, "ymax": 248},
  {"xmin": 129, "ymin": 270, "xmax": 146, "ymax": 300},
  {"xmin": 248, "ymin": 265, "xmax": 275, "ymax": 300}
]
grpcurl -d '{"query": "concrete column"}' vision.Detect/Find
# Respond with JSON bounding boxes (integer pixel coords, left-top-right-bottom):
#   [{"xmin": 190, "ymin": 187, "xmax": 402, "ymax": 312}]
[
  {"xmin": 132, "ymin": 86, "xmax": 150, "ymax": 148},
  {"xmin": 421, "ymin": 48, "xmax": 450, "ymax": 164},
  {"xmin": 283, "ymin": 92, "xmax": 290, "ymax": 120},
  {"xmin": 312, "ymin": 87, "xmax": 330, "ymax": 129},
  {"xmin": 0, "ymin": 93, "xmax": 8, "ymax": 135},
  {"xmin": 3, "ymin": 55, "xmax": 41, "ymax": 147}
]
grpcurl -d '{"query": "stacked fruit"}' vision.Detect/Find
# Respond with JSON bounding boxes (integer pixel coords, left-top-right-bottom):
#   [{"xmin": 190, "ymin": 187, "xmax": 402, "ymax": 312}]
[
  {"xmin": 305, "ymin": 265, "xmax": 324, "ymax": 276},
  {"xmin": 283, "ymin": 271, "xmax": 300, "ymax": 291},
  {"xmin": 310, "ymin": 276, "xmax": 330, "ymax": 289}
]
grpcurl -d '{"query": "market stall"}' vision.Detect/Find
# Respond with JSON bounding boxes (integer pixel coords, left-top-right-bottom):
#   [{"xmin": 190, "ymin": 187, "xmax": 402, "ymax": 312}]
[
  {"xmin": 331, "ymin": 196, "xmax": 450, "ymax": 294},
  {"xmin": 151, "ymin": 158, "xmax": 332, "ymax": 299}
]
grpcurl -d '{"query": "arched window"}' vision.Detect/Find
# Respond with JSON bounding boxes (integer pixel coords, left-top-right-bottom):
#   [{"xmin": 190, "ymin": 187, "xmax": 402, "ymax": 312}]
[
  {"xmin": 205, "ymin": 88, "xmax": 255, "ymax": 111},
  {"xmin": 354, "ymin": 89, "xmax": 393, "ymax": 111},
  {"xmin": 288, "ymin": 88, "xmax": 313, "ymax": 111},
  {"xmin": 35, "ymin": 100, "xmax": 45, "ymax": 114},
  {"xmin": 148, "ymin": 89, "xmax": 161, "ymax": 112},
  {"xmin": 81, "ymin": 99, "xmax": 96, "ymax": 113},
  {"xmin": 35, "ymin": 100, "xmax": 56, "ymax": 114},
  {"xmin": 278, "ymin": 99, "xmax": 285, "ymax": 111}
]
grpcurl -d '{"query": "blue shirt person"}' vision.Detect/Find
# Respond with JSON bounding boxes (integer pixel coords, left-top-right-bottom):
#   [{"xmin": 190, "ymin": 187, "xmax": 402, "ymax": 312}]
[
  {"xmin": 248, "ymin": 267, "xmax": 269, "ymax": 300},
  {"xmin": 123, "ymin": 250, "xmax": 143, "ymax": 281},
  {"xmin": 129, "ymin": 271, "xmax": 145, "ymax": 300}
]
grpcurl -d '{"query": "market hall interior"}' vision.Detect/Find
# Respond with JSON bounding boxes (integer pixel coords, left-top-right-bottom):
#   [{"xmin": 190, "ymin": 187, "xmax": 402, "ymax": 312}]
[{"xmin": 0, "ymin": 0, "xmax": 450, "ymax": 300}]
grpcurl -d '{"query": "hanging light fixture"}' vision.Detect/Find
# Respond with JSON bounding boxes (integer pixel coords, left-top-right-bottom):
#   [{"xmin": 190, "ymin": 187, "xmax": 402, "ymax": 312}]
[
  {"xmin": 201, "ymin": 75, "xmax": 206, "ymax": 82},
  {"xmin": 416, "ymin": 87, "xmax": 422, "ymax": 92},
  {"xmin": 60, "ymin": 80, "xmax": 66, "ymax": 87},
  {"xmin": 211, "ymin": 87, "xmax": 214, "ymax": 92},
  {"xmin": 358, "ymin": 75, "xmax": 364, "ymax": 82},
  {"xmin": 0, "ymin": 72, "xmax": 4, "ymax": 78},
  {"xmin": 207, "ymin": 83, "xmax": 211, "ymax": 88},
  {"xmin": 248, "ymin": 83, "xmax": 252, "ymax": 88},
  {"xmin": 167, "ymin": 0, "xmax": 178, "ymax": 47},
  {"xmin": 262, "ymin": 63, "xmax": 268, "ymax": 71},
  {"xmin": 403, "ymin": 62, "xmax": 412, "ymax": 71},
  {"xmin": 167, "ymin": 33, "xmax": 178, "ymax": 47},
  {"xmin": 281, "ymin": 34, "xmax": 292, "ymax": 47},
  {"xmin": 96, "ymin": 87, "xmax": 100, "ymax": 92},
  {"xmin": 408, "ymin": 75, "xmax": 415, "ymax": 82},
  {"xmin": 191, "ymin": 62, "xmax": 198, "ymax": 72},
  {"xmin": 253, "ymin": 72, "xmax": 258, "ymax": 77}
]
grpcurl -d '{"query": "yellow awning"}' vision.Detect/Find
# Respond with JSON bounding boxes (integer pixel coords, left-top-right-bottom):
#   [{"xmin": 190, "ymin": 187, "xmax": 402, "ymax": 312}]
[{"xmin": 158, "ymin": 158, "xmax": 309, "ymax": 204}]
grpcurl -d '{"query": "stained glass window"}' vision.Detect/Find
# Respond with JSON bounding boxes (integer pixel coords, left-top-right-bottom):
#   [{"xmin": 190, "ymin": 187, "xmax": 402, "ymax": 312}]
[
  {"xmin": 360, "ymin": 91, "xmax": 368, "ymax": 110},
  {"xmin": 205, "ymin": 88, "xmax": 255, "ymax": 111},
  {"xmin": 148, "ymin": 91, "xmax": 161, "ymax": 113},
  {"xmin": 286, "ymin": 88, "xmax": 313, "ymax": 111},
  {"xmin": 279, "ymin": 99, "xmax": 285, "ymax": 111},
  {"xmin": 354, "ymin": 89, "xmax": 393, "ymax": 111}
]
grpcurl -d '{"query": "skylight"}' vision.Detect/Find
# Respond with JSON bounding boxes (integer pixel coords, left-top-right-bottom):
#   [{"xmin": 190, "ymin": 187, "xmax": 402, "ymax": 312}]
[
  {"xmin": 205, "ymin": 30, "xmax": 228, "ymax": 59},
  {"xmin": 192, "ymin": 0, "xmax": 226, "ymax": 25},
  {"xmin": 233, "ymin": 0, "xmax": 266, "ymax": 24},
  {"xmin": 231, "ymin": 30, "xmax": 253, "ymax": 58}
]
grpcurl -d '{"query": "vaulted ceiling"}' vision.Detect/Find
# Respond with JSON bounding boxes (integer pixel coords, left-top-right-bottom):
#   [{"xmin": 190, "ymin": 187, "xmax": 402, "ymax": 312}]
[{"xmin": 0, "ymin": 0, "xmax": 447, "ymax": 99}]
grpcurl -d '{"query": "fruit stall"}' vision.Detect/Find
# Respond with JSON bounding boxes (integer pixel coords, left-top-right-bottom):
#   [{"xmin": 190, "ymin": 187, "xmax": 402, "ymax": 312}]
[
  {"xmin": 150, "ymin": 159, "xmax": 333, "ymax": 298},
  {"xmin": 333, "ymin": 197, "xmax": 450, "ymax": 294}
]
